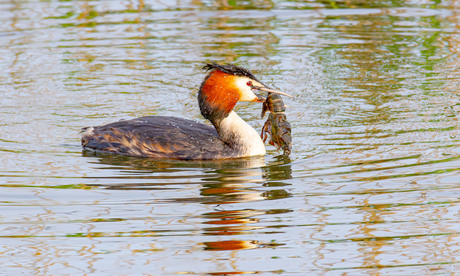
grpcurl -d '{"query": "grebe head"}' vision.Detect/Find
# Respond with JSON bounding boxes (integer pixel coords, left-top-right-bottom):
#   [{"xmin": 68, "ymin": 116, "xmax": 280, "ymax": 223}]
[{"xmin": 198, "ymin": 63, "xmax": 290, "ymax": 122}]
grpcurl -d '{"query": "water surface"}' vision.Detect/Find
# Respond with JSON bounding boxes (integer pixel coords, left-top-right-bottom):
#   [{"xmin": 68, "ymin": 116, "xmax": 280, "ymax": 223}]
[{"xmin": 1, "ymin": 0, "xmax": 460, "ymax": 274}]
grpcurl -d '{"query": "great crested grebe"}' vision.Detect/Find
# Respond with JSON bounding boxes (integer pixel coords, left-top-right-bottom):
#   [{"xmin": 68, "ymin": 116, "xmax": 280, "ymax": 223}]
[{"xmin": 81, "ymin": 63, "xmax": 290, "ymax": 160}]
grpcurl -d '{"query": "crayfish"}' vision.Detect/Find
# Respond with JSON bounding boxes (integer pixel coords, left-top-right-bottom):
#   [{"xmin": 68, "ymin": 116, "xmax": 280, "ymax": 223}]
[{"xmin": 260, "ymin": 92, "xmax": 292, "ymax": 155}]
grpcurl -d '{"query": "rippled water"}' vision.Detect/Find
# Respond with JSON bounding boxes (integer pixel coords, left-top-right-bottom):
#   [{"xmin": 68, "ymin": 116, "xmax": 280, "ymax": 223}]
[{"xmin": 1, "ymin": 0, "xmax": 460, "ymax": 274}]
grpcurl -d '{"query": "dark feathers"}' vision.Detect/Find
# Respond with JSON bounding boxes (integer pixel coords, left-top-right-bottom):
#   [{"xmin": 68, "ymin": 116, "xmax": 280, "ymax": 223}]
[
  {"xmin": 202, "ymin": 63, "xmax": 260, "ymax": 82},
  {"xmin": 81, "ymin": 116, "xmax": 239, "ymax": 160}
]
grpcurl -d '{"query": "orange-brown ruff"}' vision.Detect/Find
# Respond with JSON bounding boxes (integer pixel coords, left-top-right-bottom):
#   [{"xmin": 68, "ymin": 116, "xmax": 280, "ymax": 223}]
[{"xmin": 81, "ymin": 63, "xmax": 282, "ymax": 160}]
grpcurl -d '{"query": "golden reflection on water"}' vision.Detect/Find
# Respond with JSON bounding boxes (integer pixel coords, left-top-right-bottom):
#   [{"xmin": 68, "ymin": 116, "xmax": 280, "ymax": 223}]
[{"xmin": 2, "ymin": 0, "xmax": 460, "ymax": 274}]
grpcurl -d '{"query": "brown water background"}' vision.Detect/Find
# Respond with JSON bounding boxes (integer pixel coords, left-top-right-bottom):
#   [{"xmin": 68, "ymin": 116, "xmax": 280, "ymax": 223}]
[{"xmin": 1, "ymin": 0, "xmax": 460, "ymax": 274}]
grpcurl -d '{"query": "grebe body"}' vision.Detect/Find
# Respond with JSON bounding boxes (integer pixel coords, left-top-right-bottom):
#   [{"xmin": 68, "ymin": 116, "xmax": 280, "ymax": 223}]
[{"xmin": 81, "ymin": 63, "xmax": 289, "ymax": 160}]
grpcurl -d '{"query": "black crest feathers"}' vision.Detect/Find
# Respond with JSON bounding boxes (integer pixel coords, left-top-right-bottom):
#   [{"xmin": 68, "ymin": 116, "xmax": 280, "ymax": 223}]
[{"xmin": 202, "ymin": 63, "xmax": 260, "ymax": 82}]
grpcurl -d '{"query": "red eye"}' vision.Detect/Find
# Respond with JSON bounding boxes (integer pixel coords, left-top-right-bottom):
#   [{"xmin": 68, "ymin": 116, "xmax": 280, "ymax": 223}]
[{"xmin": 246, "ymin": 81, "xmax": 252, "ymax": 86}]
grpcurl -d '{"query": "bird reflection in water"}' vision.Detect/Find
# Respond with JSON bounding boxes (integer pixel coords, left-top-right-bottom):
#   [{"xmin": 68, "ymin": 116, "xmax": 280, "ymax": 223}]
[
  {"xmin": 198, "ymin": 155, "xmax": 292, "ymax": 252},
  {"xmin": 83, "ymin": 151, "xmax": 293, "ymax": 251}
]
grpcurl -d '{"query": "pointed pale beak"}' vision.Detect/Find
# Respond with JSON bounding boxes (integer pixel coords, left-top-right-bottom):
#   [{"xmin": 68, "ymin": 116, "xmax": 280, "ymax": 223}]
[{"xmin": 251, "ymin": 85, "xmax": 293, "ymax": 98}]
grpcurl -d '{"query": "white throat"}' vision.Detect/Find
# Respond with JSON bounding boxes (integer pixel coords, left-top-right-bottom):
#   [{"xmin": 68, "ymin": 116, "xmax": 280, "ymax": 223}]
[{"xmin": 216, "ymin": 111, "xmax": 266, "ymax": 157}]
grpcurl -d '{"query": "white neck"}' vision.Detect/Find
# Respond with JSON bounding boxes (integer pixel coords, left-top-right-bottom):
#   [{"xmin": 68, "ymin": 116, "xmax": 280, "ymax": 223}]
[{"xmin": 216, "ymin": 111, "xmax": 266, "ymax": 157}]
